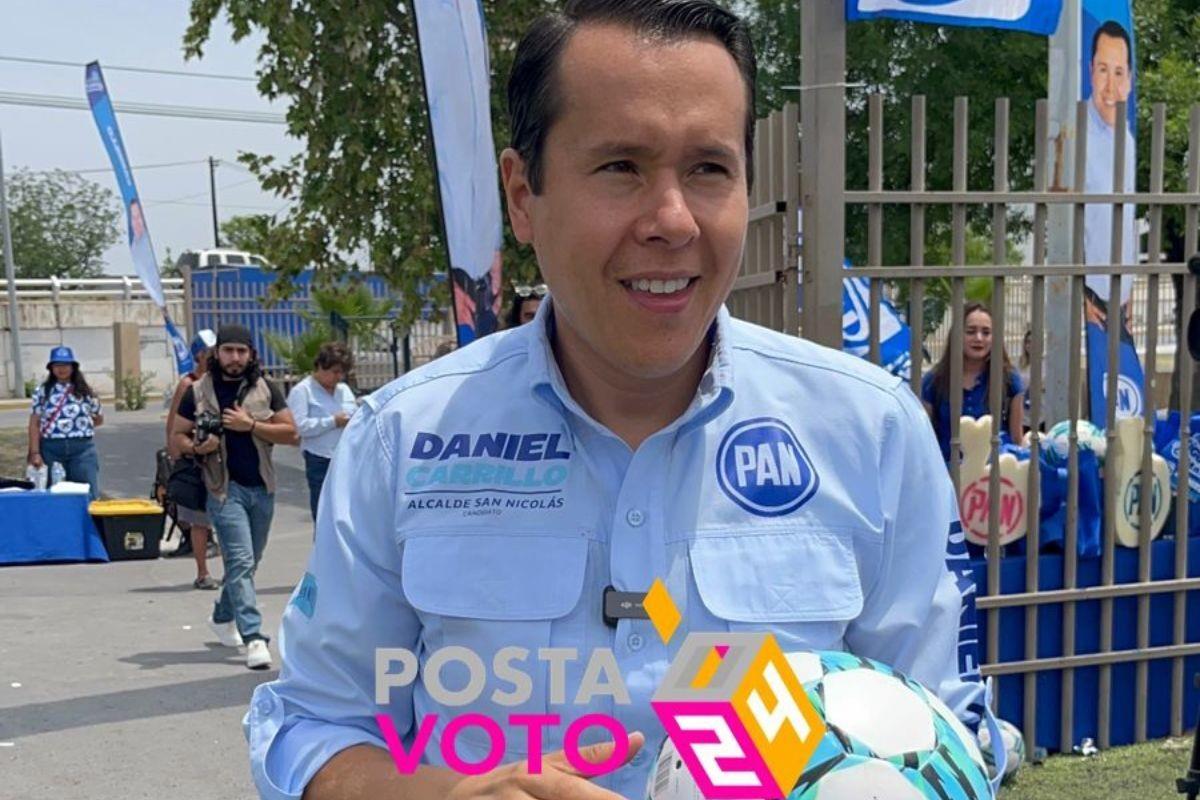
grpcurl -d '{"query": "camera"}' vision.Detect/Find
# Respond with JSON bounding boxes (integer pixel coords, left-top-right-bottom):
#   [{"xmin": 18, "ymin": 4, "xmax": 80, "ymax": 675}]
[{"xmin": 194, "ymin": 411, "xmax": 224, "ymax": 444}]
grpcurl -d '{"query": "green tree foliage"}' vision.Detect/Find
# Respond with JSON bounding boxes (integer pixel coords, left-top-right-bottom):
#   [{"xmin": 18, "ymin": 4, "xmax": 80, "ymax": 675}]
[
  {"xmin": 184, "ymin": 0, "xmax": 549, "ymax": 327},
  {"xmin": 264, "ymin": 281, "xmax": 397, "ymax": 378},
  {"xmin": 219, "ymin": 213, "xmax": 274, "ymax": 256},
  {"xmin": 5, "ymin": 169, "xmax": 120, "ymax": 279}
]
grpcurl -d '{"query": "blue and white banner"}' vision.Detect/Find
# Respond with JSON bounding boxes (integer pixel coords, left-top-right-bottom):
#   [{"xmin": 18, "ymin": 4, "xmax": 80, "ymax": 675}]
[
  {"xmin": 85, "ymin": 62, "xmax": 192, "ymax": 375},
  {"xmin": 842, "ymin": 263, "xmax": 912, "ymax": 380},
  {"xmin": 1085, "ymin": 320, "xmax": 1145, "ymax": 429},
  {"xmin": 846, "ymin": 0, "xmax": 1063, "ymax": 35},
  {"xmin": 412, "ymin": 0, "xmax": 504, "ymax": 346}
]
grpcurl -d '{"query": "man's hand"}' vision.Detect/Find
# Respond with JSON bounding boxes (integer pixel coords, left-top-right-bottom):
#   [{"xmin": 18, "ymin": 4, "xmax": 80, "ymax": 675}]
[
  {"xmin": 334, "ymin": 412, "xmax": 351, "ymax": 429},
  {"xmin": 222, "ymin": 404, "xmax": 255, "ymax": 433},
  {"xmin": 445, "ymin": 732, "xmax": 644, "ymax": 800},
  {"xmin": 27, "ymin": 452, "xmax": 44, "ymax": 468},
  {"xmin": 194, "ymin": 435, "xmax": 221, "ymax": 456}
]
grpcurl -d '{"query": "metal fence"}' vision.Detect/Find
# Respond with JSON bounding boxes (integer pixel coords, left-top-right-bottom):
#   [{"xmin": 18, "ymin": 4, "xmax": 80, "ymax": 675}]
[{"xmin": 734, "ymin": 95, "xmax": 1200, "ymax": 754}]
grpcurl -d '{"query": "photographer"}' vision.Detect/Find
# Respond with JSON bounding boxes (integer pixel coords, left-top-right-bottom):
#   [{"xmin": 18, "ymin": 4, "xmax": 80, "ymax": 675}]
[{"xmin": 172, "ymin": 324, "xmax": 297, "ymax": 671}]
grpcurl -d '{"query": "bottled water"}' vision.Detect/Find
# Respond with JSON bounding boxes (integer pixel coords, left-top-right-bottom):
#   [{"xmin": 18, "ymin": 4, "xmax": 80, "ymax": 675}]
[
  {"xmin": 26, "ymin": 464, "xmax": 48, "ymax": 491},
  {"xmin": 50, "ymin": 462, "xmax": 66, "ymax": 486}
]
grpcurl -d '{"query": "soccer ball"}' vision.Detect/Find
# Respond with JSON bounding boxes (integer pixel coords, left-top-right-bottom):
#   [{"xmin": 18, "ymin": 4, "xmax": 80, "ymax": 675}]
[
  {"xmin": 1042, "ymin": 419, "xmax": 1106, "ymax": 466},
  {"xmin": 977, "ymin": 717, "xmax": 1025, "ymax": 783},
  {"xmin": 646, "ymin": 651, "xmax": 990, "ymax": 800}
]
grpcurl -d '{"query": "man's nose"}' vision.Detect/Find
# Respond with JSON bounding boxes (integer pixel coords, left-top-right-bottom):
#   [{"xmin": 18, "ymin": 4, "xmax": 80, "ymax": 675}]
[{"xmin": 636, "ymin": 183, "xmax": 700, "ymax": 248}]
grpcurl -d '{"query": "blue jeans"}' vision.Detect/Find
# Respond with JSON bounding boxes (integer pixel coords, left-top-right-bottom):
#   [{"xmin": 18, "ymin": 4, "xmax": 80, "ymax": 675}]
[
  {"xmin": 40, "ymin": 437, "xmax": 101, "ymax": 501},
  {"xmin": 302, "ymin": 451, "xmax": 331, "ymax": 521},
  {"xmin": 207, "ymin": 482, "xmax": 275, "ymax": 643}
]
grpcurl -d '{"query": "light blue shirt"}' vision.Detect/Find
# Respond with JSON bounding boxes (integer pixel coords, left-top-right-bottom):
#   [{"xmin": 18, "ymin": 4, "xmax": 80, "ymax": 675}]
[
  {"xmin": 1084, "ymin": 99, "xmax": 1137, "ymax": 305},
  {"xmin": 246, "ymin": 302, "xmax": 992, "ymax": 799},
  {"xmin": 286, "ymin": 376, "xmax": 357, "ymax": 459}
]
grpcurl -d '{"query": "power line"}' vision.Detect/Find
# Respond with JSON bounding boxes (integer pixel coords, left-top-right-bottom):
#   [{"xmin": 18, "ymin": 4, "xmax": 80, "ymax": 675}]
[
  {"xmin": 0, "ymin": 54, "xmax": 256, "ymax": 83},
  {"xmin": 0, "ymin": 90, "xmax": 287, "ymax": 125},
  {"xmin": 27, "ymin": 158, "xmax": 210, "ymax": 175},
  {"xmin": 147, "ymin": 175, "xmax": 262, "ymax": 206}
]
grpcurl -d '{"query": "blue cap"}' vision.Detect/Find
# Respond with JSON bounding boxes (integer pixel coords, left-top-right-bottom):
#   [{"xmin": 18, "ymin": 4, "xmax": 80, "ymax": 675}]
[
  {"xmin": 47, "ymin": 345, "xmax": 77, "ymax": 368},
  {"xmin": 190, "ymin": 329, "xmax": 217, "ymax": 359}
]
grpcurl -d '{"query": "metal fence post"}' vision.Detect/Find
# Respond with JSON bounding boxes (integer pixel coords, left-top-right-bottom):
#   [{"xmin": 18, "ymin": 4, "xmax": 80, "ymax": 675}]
[
  {"xmin": 799, "ymin": 0, "xmax": 846, "ymax": 348},
  {"xmin": 0, "ymin": 131, "xmax": 23, "ymax": 396}
]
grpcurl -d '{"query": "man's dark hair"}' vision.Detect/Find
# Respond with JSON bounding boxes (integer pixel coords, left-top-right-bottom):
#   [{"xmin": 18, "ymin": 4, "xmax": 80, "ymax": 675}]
[
  {"xmin": 508, "ymin": 0, "xmax": 757, "ymax": 195},
  {"xmin": 1091, "ymin": 20, "xmax": 1132, "ymax": 69},
  {"xmin": 314, "ymin": 341, "xmax": 355, "ymax": 373}
]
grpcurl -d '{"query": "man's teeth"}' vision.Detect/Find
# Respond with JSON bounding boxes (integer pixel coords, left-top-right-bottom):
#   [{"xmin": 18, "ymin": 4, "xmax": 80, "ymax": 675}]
[{"xmin": 628, "ymin": 277, "xmax": 691, "ymax": 294}]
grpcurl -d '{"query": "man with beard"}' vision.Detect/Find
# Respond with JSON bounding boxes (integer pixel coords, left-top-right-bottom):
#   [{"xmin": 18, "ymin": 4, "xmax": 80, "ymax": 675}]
[{"xmin": 173, "ymin": 323, "xmax": 297, "ymax": 670}]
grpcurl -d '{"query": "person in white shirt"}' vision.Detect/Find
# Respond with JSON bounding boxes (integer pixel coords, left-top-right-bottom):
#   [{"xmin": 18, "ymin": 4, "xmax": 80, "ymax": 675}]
[
  {"xmin": 286, "ymin": 342, "xmax": 358, "ymax": 520},
  {"xmin": 1083, "ymin": 18, "xmax": 1137, "ymax": 323}
]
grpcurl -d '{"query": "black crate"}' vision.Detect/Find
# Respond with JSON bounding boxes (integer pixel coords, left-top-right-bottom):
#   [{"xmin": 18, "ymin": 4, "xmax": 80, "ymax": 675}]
[{"xmin": 94, "ymin": 511, "xmax": 164, "ymax": 561}]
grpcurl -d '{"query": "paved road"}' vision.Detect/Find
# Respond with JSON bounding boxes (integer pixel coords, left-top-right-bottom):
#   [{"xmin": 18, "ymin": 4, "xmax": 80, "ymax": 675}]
[{"xmin": 0, "ymin": 406, "xmax": 316, "ymax": 799}]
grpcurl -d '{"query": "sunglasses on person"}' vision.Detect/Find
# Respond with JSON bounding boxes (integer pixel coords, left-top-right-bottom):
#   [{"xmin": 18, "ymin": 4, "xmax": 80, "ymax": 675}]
[{"xmin": 514, "ymin": 284, "xmax": 548, "ymax": 299}]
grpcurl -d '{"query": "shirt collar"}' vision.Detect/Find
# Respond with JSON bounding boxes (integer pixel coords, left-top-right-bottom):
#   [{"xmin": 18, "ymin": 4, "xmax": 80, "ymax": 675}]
[{"xmin": 525, "ymin": 298, "xmax": 735, "ymax": 438}]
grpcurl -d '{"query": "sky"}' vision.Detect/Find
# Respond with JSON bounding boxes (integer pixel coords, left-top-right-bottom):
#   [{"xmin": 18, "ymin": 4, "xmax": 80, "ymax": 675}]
[{"xmin": 0, "ymin": 0, "xmax": 301, "ymax": 276}]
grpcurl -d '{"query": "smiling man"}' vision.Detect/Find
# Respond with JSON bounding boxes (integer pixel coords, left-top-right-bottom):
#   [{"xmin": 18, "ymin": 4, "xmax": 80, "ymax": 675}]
[{"xmin": 245, "ymin": 3, "xmax": 994, "ymax": 799}]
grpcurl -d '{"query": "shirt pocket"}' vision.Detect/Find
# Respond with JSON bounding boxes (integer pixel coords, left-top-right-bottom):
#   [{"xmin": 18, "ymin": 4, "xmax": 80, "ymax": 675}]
[
  {"xmin": 687, "ymin": 527, "xmax": 868, "ymax": 653},
  {"xmin": 401, "ymin": 531, "xmax": 589, "ymax": 754}
]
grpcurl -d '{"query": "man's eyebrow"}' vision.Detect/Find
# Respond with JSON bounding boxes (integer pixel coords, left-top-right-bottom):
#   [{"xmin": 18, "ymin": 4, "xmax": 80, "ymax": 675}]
[{"xmin": 583, "ymin": 141, "xmax": 658, "ymax": 160}]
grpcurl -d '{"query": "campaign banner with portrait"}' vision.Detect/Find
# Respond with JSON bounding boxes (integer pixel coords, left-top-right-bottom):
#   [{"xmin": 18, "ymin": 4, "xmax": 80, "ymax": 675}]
[
  {"xmin": 845, "ymin": 0, "xmax": 1063, "ymax": 35},
  {"xmin": 1078, "ymin": 0, "xmax": 1144, "ymax": 424},
  {"xmin": 412, "ymin": 0, "xmax": 504, "ymax": 346},
  {"xmin": 84, "ymin": 62, "xmax": 192, "ymax": 375},
  {"xmin": 841, "ymin": 263, "xmax": 912, "ymax": 380}
]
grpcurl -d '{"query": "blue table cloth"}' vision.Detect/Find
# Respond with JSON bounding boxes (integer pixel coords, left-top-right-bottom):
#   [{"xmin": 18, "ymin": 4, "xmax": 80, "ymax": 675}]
[{"xmin": 0, "ymin": 491, "xmax": 109, "ymax": 564}]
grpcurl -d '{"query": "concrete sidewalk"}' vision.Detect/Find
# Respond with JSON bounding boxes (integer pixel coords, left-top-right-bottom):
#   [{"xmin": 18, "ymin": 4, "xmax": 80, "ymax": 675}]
[{"xmin": 0, "ymin": 408, "xmax": 316, "ymax": 799}]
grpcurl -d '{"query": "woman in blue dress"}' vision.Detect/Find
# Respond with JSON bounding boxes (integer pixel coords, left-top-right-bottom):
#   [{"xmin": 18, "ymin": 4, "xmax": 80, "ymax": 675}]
[{"xmin": 921, "ymin": 302, "xmax": 1025, "ymax": 463}]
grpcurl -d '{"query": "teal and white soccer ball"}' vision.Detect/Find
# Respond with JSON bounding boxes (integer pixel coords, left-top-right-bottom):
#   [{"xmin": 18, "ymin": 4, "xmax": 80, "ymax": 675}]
[
  {"xmin": 646, "ymin": 651, "xmax": 991, "ymax": 800},
  {"xmin": 1042, "ymin": 419, "xmax": 1107, "ymax": 466},
  {"xmin": 977, "ymin": 717, "xmax": 1025, "ymax": 783}
]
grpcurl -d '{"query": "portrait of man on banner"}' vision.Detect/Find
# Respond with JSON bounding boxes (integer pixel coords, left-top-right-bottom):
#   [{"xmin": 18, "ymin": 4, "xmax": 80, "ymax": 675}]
[{"xmin": 1080, "ymin": 2, "xmax": 1137, "ymax": 327}]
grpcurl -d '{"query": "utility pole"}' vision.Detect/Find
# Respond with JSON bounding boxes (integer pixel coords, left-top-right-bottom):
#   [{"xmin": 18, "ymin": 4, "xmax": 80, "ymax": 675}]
[
  {"xmin": 208, "ymin": 156, "xmax": 221, "ymax": 248},
  {"xmin": 799, "ymin": 0, "xmax": 847, "ymax": 348},
  {"xmin": 0, "ymin": 132, "xmax": 23, "ymax": 398},
  {"xmin": 1044, "ymin": 0, "xmax": 1082, "ymax": 425}
]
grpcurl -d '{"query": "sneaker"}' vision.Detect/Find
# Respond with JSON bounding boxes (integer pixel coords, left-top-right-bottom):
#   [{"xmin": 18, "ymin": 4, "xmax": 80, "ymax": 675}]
[
  {"xmin": 193, "ymin": 575, "xmax": 220, "ymax": 591},
  {"xmin": 246, "ymin": 639, "xmax": 272, "ymax": 670},
  {"xmin": 208, "ymin": 617, "xmax": 243, "ymax": 648}
]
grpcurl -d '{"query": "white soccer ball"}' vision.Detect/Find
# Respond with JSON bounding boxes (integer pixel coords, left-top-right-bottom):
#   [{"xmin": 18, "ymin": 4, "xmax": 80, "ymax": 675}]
[
  {"xmin": 1042, "ymin": 419, "xmax": 1106, "ymax": 466},
  {"xmin": 977, "ymin": 717, "xmax": 1025, "ymax": 783},
  {"xmin": 646, "ymin": 651, "xmax": 990, "ymax": 800}
]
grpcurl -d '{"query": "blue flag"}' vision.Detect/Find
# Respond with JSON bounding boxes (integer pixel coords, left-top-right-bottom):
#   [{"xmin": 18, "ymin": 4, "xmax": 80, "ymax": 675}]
[
  {"xmin": 1085, "ymin": 320, "xmax": 1145, "ymax": 428},
  {"xmin": 412, "ymin": 0, "xmax": 504, "ymax": 346},
  {"xmin": 842, "ymin": 264, "xmax": 912, "ymax": 380},
  {"xmin": 85, "ymin": 62, "xmax": 192, "ymax": 375},
  {"xmin": 846, "ymin": 0, "xmax": 1063, "ymax": 35}
]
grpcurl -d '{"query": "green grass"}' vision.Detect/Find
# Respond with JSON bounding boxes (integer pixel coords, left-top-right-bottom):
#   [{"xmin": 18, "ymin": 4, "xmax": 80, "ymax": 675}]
[
  {"xmin": 1000, "ymin": 737, "xmax": 1191, "ymax": 800},
  {"xmin": 0, "ymin": 426, "xmax": 27, "ymax": 479}
]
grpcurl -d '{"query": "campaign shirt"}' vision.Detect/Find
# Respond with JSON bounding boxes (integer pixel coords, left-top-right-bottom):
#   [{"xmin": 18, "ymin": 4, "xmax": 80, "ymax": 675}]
[
  {"xmin": 921, "ymin": 368, "xmax": 1026, "ymax": 462},
  {"xmin": 31, "ymin": 382, "xmax": 101, "ymax": 440},
  {"xmin": 246, "ymin": 302, "xmax": 993, "ymax": 800}
]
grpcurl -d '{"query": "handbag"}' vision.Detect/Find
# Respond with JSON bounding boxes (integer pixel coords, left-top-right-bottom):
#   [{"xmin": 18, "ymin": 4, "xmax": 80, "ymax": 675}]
[{"xmin": 166, "ymin": 456, "xmax": 207, "ymax": 511}]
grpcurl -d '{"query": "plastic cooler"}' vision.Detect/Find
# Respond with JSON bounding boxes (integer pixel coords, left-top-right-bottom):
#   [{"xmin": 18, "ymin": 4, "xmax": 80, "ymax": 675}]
[{"xmin": 89, "ymin": 499, "xmax": 165, "ymax": 560}]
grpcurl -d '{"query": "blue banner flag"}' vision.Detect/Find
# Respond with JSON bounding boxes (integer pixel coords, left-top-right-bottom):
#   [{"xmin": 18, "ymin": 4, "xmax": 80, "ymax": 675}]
[
  {"xmin": 846, "ymin": 0, "xmax": 1063, "ymax": 35},
  {"xmin": 412, "ymin": 0, "xmax": 504, "ymax": 346},
  {"xmin": 85, "ymin": 62, "xmax": 192, "ymax": 375},
  {"xmin": 1085, "ymin": 320, "xmax": 1145, "ymax": 429},
  {"xmin": 842, "ymin": 264, "xmax": 912, "ymax": 380}
]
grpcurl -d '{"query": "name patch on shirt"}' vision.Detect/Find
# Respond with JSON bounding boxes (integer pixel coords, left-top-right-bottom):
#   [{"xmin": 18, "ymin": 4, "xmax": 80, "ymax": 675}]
[
  {"xmin": 716, "ymin": 418, "xmax": 819, "ymax": 517},
  {"xmin": 403, "ymin": 431, "xmax": 572, "ymax": 515}
]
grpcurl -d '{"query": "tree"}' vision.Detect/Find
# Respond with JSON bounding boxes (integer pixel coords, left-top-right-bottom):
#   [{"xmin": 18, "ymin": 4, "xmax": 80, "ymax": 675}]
[
  {"xmin": 219, "ymin": 213, "xmax": 274, "ymax": 256},
  {"xmin": 184, "ymin": 0, "xmax": 550, "ymax": 327},
  {"xmin": 5, "ymin": 168, "xmax": 121, "ymax": 279}
]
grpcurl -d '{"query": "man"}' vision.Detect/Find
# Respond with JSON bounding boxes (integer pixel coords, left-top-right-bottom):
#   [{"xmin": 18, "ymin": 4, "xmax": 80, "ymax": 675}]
[
  {"xmin": 173, "ymin": 324, "xmax": 297, "ymax": 670},
  {"xmin": 286, "ymin": 341, "xmax": 358, "ymax": 521},
  {"xmin": 246, "ymin": 2, "xmax": 992, "ymax": 798},
  {"xmin": 1083, "ymin": 19, "xmax": 1137, "ymax": 319}
]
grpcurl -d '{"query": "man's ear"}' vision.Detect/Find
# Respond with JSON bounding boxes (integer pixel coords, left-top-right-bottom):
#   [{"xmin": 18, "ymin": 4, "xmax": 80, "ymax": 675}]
[{"xmin": 500, "ymin": 148, "xmax": 535, "ymax": 244}]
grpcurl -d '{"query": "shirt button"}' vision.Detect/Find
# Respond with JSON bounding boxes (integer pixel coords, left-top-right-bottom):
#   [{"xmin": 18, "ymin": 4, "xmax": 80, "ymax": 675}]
[
  {"xmin": 626, "ymin": 509, "xmax": 645, "ymax": 527},
  {"xmin": 628, "ymin": 633, "xmax": 644, "ymax": 651},
  {"xmin": 255, "ymin": 697, "xmax": 275, "ymax": 716}
]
